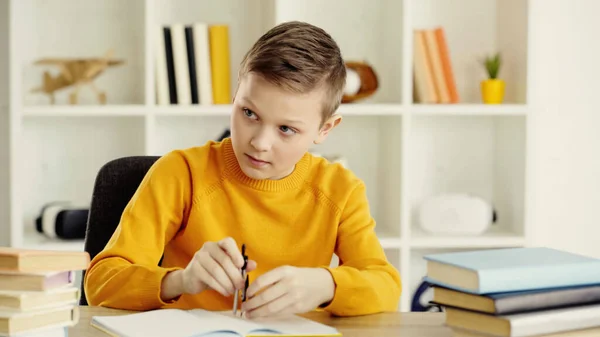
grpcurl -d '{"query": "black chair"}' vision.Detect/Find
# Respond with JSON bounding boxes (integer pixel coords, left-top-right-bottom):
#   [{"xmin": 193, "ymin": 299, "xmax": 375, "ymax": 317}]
[{"xmin": 79, "ymin": 156, "xmax": 160, "ymax": 305}]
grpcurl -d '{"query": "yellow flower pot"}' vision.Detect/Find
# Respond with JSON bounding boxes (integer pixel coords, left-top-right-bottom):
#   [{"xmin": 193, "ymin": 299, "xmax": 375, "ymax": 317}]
[{"xmin": 481, "ymin": 79, "xmax": 505, "ymax": 104}]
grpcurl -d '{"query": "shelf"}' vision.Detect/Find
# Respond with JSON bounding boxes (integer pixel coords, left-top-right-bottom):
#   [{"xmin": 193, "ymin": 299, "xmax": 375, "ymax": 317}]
[
  {"xmin": 408, "ymin": 115, "xmax": 527, "ymax": 240},
  {"xmin": 379, "ymin": 237, "xmax": 402, "ymax": 249},
  {"xmin": 20, "ymin": 103, "xmax": 528, "ymax": 117},
  {"xmin": 337, "ymin": 104, "xmax": 405, "ymax": 116},
  {"xmin": 21, "ymin": 104, "xmax": 406, "ymax": 117},
  {"xmin": 153, "ymin": 105, "xmax": 232, "ymax": 116},
  {"xmin": 409, "ymin": 104, "xmax": 529, "ymax": 116},
  {"xmin": 410, "ymin": 229, "xmax": 526, "ymax": 249},
  {"xmin": 17, "ymin": 0, "xmax": 146, "ymax": 106},
  {"xmin": 21, "ymin": 228, "xmax": 85, "ymax": 252},
  {"xmin": 411, "ymin": 0, "xmax": 529, "ymax": 104},
  {"xmin": 5, "ymin": 0, "xmax": 533, "ymax": 313},
  {"xmin": 22, "ymin": 116, "xmax": 146, "ymax": 230},
  {"xmin": 22, "ymin": 105, "xmax": 148, "ymax": 117}
]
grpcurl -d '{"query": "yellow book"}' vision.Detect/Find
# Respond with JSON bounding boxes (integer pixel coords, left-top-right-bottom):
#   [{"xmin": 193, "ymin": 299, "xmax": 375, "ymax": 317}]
[
  {"xmin": 91, "ymin": 308, "xmax": 342, "ymax": 337},
  {"xmin": 209, "ymin": 25, "xmax": 231, "ymax": 104}
]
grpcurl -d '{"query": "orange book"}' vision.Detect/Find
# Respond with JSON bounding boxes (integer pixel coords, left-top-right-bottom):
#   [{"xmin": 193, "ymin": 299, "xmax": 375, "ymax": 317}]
[
  {"xmin": 434, "ymin": 27, "xmax": 459, "ymax": 103},
  {"xmin": 209, "ymin": 25, "xmax": 231, "ymax": 104},
  {"xmin": 413, "ymin": 30, "xmax": 438, "ymax": 103},
  {"xmin": 0, "ymin": 247, "xmax": 90, "ymax": 273},
  {"xmin": 423, "ymin": 29, "xmax": 450, "ymax": 103}
]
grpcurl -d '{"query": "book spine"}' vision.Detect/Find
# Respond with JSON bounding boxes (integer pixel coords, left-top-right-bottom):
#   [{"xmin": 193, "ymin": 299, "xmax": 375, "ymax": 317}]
[
  {"xmin": 163, "ymin": 26, "xmax": 178, "ymax": 104},
  {"xmin": 171, "ymin": 23, "xmax": 192, "ymax": 105},
  {"xmin": 479, "ymin": 264, "xmax": 600, "ymax": 294},
  {"xmin": 185, "ymin": 26, "xmax": 199, "ymax": 104},
  {"xmin": 495, "ymin": 285, "xmax": 600, "ymax": 315},
  {"xmin": 192, "ymin": 23, "xmax": 213, "ymax": 105},
  {"xmin": 511, "ymin": 304, "xmax": 600, "ymax": 337},
  {"xmin": 209, "ymin": 25, "xmax": 231, "ymax": 104},
  {"xmin": 154, "ymin": 25, "xmax": 170, "ymax": 105}
]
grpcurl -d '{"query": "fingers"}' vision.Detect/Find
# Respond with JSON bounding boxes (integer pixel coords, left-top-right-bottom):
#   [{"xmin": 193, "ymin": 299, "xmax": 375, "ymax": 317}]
[
  {"xmin": 194, "ymin": 261, "xmax": 229, "ymax": 296},
  {"xmin": 218, "ymin": 237, "xmax": 245, "ymax": 268},
  {"xmin": 246, "ymin": 259, "xmax": 258, "ymax": 272},
  {"xmin": 246, "ymin": 266, "xmax": 290, "ymax": 299},
  {"xmin": 245, "ymin": 292, "xmax": 297, "ymax": 319},
  {"xmin": 197, "ymin": 251, "xmax": 237, "ymax": 294},
  {"xmin": 208, "ymin": 245, "xmax": 245, "ymax": 289},
  {"xmin": 188, "ymin": 238, "xmax": 258, "ymax": 297},
  {"xmin": 242, "ymin": 279, "xmax": 287, "ymax": 312}
]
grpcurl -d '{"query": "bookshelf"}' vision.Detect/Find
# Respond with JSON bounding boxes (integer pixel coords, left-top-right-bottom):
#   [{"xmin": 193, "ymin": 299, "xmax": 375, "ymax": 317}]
[{"xmin": 1, "ymin": 0, "xmax": 532, "ymax": 312}]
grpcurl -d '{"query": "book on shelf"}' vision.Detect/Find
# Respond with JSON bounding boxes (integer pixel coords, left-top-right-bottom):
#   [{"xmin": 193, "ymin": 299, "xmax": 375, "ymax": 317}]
[
  {"xmin": 0, "ymin": 247, "xmax": 90, "ymax": 336},
  {"xmin": 423, "ymin": 247, "xmax": 600, "ymax": 336},
  {"xmin": 413, "ymin": 26, "xmax": 459, "ymax": 104},
  {"xmin": 156, "ymin": 22, "xmax": 230, "ymax": 106}
]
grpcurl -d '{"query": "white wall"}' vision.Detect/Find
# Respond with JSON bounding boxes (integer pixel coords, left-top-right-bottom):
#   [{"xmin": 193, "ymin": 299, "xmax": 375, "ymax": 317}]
[
  {"xmin": 529, "ymin": 0, "xmax": 600, "ymax": 257},
  {"xmin": 0, "ymin": 0, "xmax": 9, "ymax": 247}
]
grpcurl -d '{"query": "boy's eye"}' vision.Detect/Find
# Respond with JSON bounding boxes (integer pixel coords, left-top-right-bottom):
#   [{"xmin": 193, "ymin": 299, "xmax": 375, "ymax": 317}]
[
  {"xmin": 243, "ymin": 108, "xmax": 257, "ymax": 119},
  {"xmin": 280, "ymin": 125, "xmax": 297, "ymax": 135}
]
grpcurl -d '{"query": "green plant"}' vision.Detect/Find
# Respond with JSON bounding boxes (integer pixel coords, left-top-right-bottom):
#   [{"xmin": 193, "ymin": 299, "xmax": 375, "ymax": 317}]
[{"xmin": 483, "ymin": 53, "xmax": 501, "ymax": 79}]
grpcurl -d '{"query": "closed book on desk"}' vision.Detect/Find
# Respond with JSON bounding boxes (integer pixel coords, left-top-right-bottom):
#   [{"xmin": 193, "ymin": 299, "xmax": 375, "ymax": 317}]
[
  {"xmin": 0, "ymin": 247, "xmax": 89, "ymax": 273},
  {"xmin": 0, "ymin": 304, "xmax": 78, "ymax": 336},
  {"xmin": 91, "ymin": 308, "xmax": 342, "ymax": 337},
  {"xmin": 424, "ymin": 247, "xmax": 600, "ymax": 294},
  {"xmin": 451, "ymin": 326, "xmax": 600, "ymax": 337},
  {"xmin": 0, "ymin": 287, "xmax": 79, "ymax": 312},
  {"xmin": 444, "ymin": 304, "xmax": 600, "ymax": 337},
  {"xmin": 432, "ymin": 283, "xmax": 600, "ymax": 315},
  {"xmin": 0, "ymin": 270, "xmax": 74, "ymax": 292}
]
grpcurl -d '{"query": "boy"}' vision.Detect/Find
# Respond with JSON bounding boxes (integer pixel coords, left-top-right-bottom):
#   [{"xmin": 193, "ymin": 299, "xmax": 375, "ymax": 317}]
[{"xmin": 84, "ymin": 21, "xmax": 401, "ymax": 318}]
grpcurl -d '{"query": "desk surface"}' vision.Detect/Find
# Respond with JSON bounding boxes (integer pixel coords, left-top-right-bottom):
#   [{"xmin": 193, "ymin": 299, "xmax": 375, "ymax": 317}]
[{"xmin": 70, "ymin": 306, "xmax": 453, "ymax": 337}]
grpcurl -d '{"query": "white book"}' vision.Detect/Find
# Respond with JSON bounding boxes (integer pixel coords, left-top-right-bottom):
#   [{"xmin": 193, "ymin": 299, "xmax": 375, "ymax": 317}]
[
  {"xmin": 193, "ymin": 22, "xmax": 213, "ymax": 105},
  {"xmin": 154, "ymin": 25, "xmax": 170, "ymax": 105},
  {"xmin": 170, "ymin": 23, "xmax": 192, "ymax": 105},
  {"xmin": 445, "ymin": 303, "xmax": 600, "ymax": 337}
]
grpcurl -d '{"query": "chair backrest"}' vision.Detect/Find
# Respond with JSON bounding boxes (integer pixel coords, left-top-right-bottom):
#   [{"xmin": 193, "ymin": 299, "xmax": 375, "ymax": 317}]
[{"xmin": 79, "ymin": 156, "xmax": 160, "ymax": 305}]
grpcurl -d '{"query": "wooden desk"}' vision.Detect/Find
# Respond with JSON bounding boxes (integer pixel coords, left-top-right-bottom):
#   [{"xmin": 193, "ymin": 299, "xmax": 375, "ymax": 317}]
[{"xmin": 70, "ymin": 306, "xmax": 453, "ymax": 337}]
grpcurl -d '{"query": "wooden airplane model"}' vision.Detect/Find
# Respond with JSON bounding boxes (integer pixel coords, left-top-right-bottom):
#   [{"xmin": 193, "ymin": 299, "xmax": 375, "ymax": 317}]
[{"xmin": 30, "ymin": 49, "xmax": 124, "ymax": 105}]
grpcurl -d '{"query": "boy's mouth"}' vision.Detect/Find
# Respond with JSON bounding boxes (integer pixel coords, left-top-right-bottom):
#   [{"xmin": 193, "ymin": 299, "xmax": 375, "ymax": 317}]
[{"xmin": 245, "ymin": 154, "xmax": 270, "ymax": 167}]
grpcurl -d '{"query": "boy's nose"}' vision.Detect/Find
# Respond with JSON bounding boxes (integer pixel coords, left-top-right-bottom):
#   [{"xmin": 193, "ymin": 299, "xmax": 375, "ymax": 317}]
[{"xmin": 250, "ymin": 131, "xmax": 272, "ymax": 152}]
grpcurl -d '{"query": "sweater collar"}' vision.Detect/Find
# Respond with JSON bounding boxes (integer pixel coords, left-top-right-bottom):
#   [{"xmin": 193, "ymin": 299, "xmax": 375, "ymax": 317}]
[{"xmin": 221, "ymin": 138, "xmax": 311, "ymax": 192}]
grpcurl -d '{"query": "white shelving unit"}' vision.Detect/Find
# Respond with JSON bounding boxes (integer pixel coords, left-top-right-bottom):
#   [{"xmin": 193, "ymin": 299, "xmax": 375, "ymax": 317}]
[{"xmin": 1, "ymin": 0, "xmax": 532, "ymax": 312}]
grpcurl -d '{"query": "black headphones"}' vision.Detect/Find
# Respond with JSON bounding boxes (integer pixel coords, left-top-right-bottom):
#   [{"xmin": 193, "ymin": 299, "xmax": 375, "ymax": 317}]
[
  {"xmin": 411, "ymin": 279, "xmax": 443, "ymax": 312},
  {"xmin": 35, "ymin": 202, "xmax": 89, "ymax": 240}
]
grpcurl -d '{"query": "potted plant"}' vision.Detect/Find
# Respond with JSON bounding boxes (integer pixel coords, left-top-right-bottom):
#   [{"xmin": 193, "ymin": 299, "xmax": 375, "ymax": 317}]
[{"xmin": 480, "ymin": 53, "xmax": 504, "ymax": 104}]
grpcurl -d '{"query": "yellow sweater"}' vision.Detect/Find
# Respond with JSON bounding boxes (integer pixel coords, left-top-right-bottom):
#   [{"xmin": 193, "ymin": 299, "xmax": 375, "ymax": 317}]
[{"xmin": 84, "ymin": 138, "xmax": 401, "ymax": 316}]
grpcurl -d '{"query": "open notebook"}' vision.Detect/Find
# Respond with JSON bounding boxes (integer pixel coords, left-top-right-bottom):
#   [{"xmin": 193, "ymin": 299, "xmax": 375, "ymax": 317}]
[{"xmin": 91, "ymin": 308, "xmax": 342, "ymax": 337}]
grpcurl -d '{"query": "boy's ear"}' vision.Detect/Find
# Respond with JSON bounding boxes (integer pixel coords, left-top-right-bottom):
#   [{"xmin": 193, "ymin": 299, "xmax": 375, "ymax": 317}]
[{"xmin": 314, "ymin": 114, "xmax": 342, "ymax": 144}]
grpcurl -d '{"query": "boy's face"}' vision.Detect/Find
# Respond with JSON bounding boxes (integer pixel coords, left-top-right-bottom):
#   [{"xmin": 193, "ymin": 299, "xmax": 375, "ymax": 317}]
[{"xmin": 230, "ymin": 72, "xmax": 341, "ymax": 180}]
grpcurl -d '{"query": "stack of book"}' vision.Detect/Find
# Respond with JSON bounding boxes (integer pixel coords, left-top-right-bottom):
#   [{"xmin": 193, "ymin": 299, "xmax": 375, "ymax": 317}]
[
  {"xmin": 423, "ymin": 247, "xmax": 600, "ymax": 337},
  {"xmin": 0, "ymin": 247, "xmax": 90, "ymax": 336},
  {"xmin": 155, "ymin": 22, "xmax": 231, "ymax": 106},
  {"xmin": 413, "ymin": 26, "xmax": 460, "ymax": 104}
]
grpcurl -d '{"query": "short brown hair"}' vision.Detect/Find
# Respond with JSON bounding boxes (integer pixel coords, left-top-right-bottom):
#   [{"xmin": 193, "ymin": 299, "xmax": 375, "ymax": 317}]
[{"xmin": 238, "ymin": 21, "xmax": 346, "ymax": 124}]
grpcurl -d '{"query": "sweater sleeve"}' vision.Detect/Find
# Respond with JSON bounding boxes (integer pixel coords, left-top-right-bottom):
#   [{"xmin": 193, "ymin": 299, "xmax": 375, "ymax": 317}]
[
  {"xmin": 83, "ymin": 151, "xmax": 192, "ymax": 310},
  {"xmin": 321, "ymin": 181, "xmax": 402, "ymax": 316}
]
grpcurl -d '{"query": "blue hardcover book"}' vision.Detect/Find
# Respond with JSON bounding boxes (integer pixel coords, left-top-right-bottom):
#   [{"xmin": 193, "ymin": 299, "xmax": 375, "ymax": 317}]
[{"xmin": 423, "ymin": 247, "xmax": 600, "ymax": 294}]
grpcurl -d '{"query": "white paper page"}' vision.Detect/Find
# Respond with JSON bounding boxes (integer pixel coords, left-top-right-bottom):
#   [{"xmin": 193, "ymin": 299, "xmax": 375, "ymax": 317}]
[
  {"xmin": 247, "ymin": 314, "xmax": 340, "ymax": 336},
  {"xmin": 91, "ymin": 309, "xmax": 250, "ymax": 337}
]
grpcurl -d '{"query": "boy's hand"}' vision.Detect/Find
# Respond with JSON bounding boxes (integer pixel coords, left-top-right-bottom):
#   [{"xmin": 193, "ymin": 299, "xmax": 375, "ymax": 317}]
[
  {"xmin": 241, "ymin": 266, "xmax": 335, "ymax": 318},
  {"xmin": 180, "ymin": 237, "xmax": 257, "ymax": 297}
]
